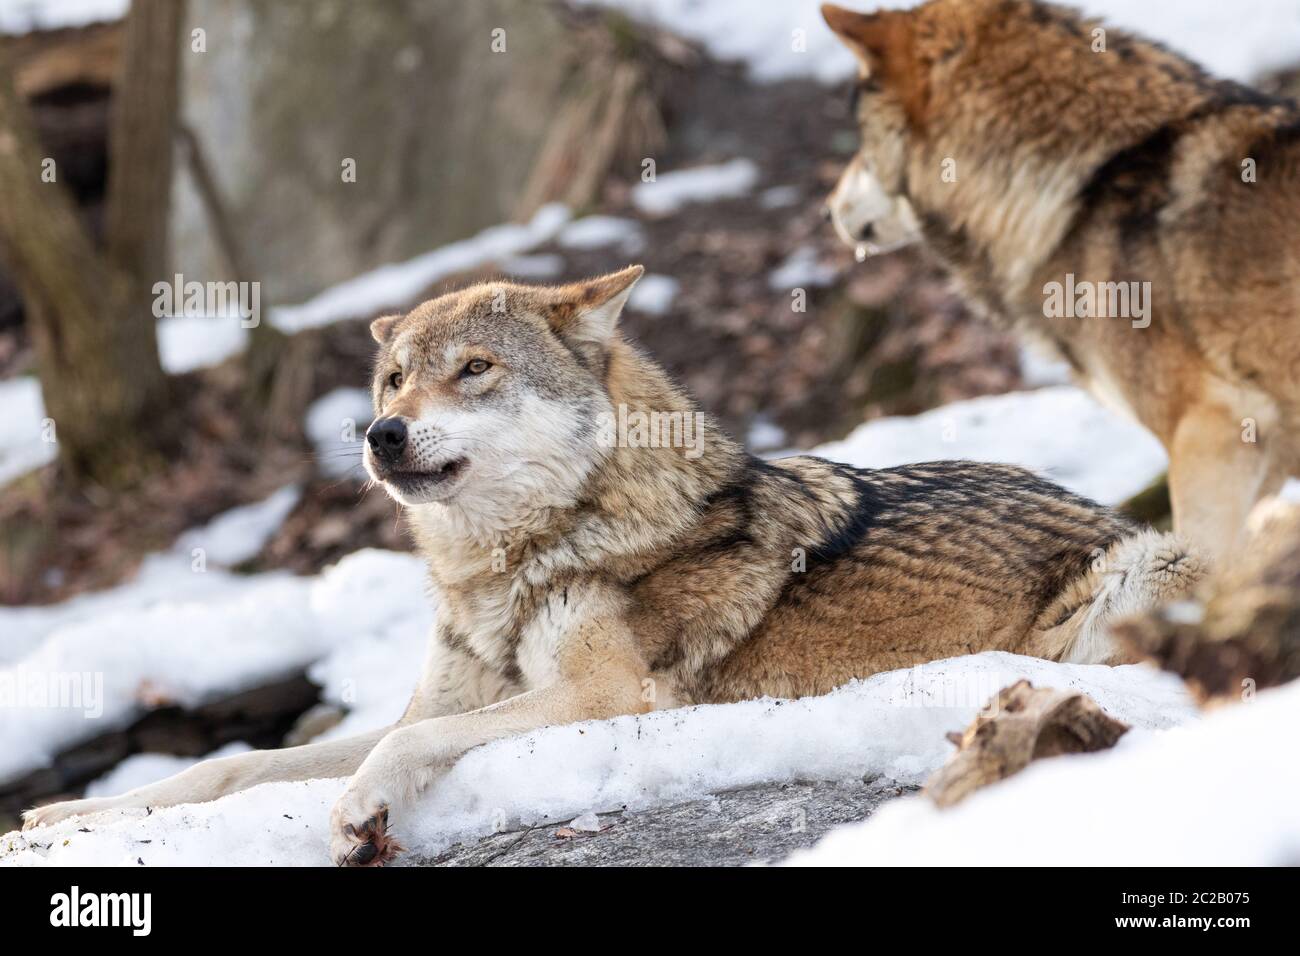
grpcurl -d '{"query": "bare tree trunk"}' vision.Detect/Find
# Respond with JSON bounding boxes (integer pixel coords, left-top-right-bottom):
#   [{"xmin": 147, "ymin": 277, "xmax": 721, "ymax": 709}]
[
  {"xmin": 0, "ymin": 0, "xmax": 182, "ymax": 487},
  {"xmin": 106, "ymin": 0, "xmax": 183, "ymax": 289}
]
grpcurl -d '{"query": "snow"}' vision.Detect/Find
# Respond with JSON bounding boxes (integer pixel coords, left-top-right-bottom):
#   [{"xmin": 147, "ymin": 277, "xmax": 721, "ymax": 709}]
[
  {"xmin": 156, "ymin": 315, "xmax": 250, "ymax": 374},
  {"xmin": 1018, "ymin": 343, "xmax": 1073, "ymax": 388},
  {"xmin": 581, "ymin": 0, "xmax": 1300, "ymax": 85},
  {"xmin": 788, "ymin": 679, "xmax": 1300, "ymax": 866},
  {"xmin": 0, "ymin": 376, "xmax": 56, "ymax": 485},
  {"xmin": 2, "ymin": 653, "xmax": 1196, "ymax": 866},
  {"xmin": 0, "ymin": 0, "xmax": 126, "ymax": 35},
  {"xmin": 747, "ymin": 416, "xmax": 788, "ymax": 453},
  {"xmin": 304, "ymin": 387, "xmax": 373, "ymax": 479},
  {"xmin": 768, "ymin": 245, "xmax": 839, "ymax": 290},
  {"xmin": 627, "ymin": 273, "xmax": 680, "ymax": 315},
  {"xmin": 812, "ymin": 386, "xmax": 1167, "ymax": 506},
  {"xmin": 557, "ymin": 215, "xmax": 644, "ymax": 253},
  {"xmin": 270, "ymin": 204, "xmax": 572, "ymax": 333},
  {"xmin": 631, "ymin": 159, "xmax": 760, "ymax": 216},
  {"xmin": 173, "ymin": 484, "xmax": 301, "ymax": 567},
  {"xmin": 0, "ymin": 490, "xmax": 393, "ymax": 784}
]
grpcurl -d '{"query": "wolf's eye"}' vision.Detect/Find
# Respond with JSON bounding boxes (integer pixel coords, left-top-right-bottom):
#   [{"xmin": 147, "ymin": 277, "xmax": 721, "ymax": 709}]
[
  {"xmin": 388, "ymin": 371, "xmax": 403, "ymax": 389},
  {"xmin": 461, "ymin": 359, "xmax": 492, "ymax": 377}
]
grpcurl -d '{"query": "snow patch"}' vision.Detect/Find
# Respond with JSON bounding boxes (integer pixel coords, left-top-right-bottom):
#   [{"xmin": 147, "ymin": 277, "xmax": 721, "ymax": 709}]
[
  {"xmin": 768, "ymin": 245, "xmax": 838, "ymax": 290},
  {"xmin": 812, "ymin": 386, "xmax": 1167, "ymax": 506},
  {"xmin": 627, "ymin": 273, "xmax": 680, "ymax": 315},
  {"xmin": 556, "ymin": 215, "xmax": 644, "ymax": 253},
  {"xmin": 304, "ymin": 387, "xmax": 373, "ymax": 479},
  {"xmin": 270, "ymin": 204, "xmax": 571, "ymax": 333},
  {"xmin": 631, "ymin": 159, "xmax": 760, "ymax": 216},
  {"xmin": 0, "ymin": 0, "xmax": 127, "ymax": 35},
  {"xmin": 0, "ymin": 376, "xmax": 56, "ymax": 485},
  {"xmin": 173, "ymin": 484, "xmax": 301, "ymax": 567},
  {"xmin": 156, "ymin": 314, "xmax": 250, "ymax": 374}
]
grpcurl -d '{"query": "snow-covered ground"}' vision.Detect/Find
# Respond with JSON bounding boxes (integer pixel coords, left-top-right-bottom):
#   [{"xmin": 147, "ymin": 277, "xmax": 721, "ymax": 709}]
[
  {"xmin": 788, "ymin": 678, "xmax": 1300, "ymax": 866},
  {"xmin": 631, "ymin": 159, "xmax": 760, "ymax": 216},
  {"xmin": 0, "ymin": 0, "xmax": 126, "ymax": 35},
  {"xmin": 814, "ymin": 385, "xmax": 1166, "ymax": 506},
  {"xmin": 3, "ymin": 653, "xmax": 1197, "ymax": 866},
  {"xmin": 0, "ymin": 547, "xmax": 427, "ymax": 786},
  {"xmin": 156, "ymin": 314, "xmax": 250, "ymax": 375},
  {"xmin": 581, "ymin": 0, "xmax": 1300, "ymax": 85},
  {"xmin": 270, "ymin": 204, "xmax": 573, "ymax": 334}
]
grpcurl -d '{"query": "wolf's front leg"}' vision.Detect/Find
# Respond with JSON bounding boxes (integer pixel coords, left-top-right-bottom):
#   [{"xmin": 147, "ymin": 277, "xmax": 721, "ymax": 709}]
[
  {"xmin": 329, "ymin": 620, "xmax": 649, "ymax": 866},
  {"xmin": 24, "ymin": 727, "xmax": 391, "ymax": 830}
]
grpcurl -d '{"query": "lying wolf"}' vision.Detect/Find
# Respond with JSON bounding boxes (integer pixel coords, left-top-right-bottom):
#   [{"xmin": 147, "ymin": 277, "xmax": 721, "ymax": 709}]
[
  {"xmin": 24, "ymin": 267, "xmax": 1202, "ymax": 864},
  {"xmin": 821, "ymin": 0, "xmax": 1300, "ymax": 558}
]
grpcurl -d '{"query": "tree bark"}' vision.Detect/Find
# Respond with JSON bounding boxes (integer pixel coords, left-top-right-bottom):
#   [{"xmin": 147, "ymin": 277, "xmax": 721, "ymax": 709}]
[{"xmin": 0, "ymin": 0, "xmax": 182, "ymax": 487}]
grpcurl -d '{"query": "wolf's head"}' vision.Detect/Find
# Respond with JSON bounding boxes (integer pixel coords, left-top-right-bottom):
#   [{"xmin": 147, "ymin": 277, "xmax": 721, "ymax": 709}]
[
  {"xmin": 821, "ymin": 2, "xmax": 926, "ymax": 259},
  {"xmin": 820, "ymin": 1, "xmax": 1207, "ymax": 278},
  {"xmin": 364, "ymin": 266, "xmax": 643, "ymax": 524}
]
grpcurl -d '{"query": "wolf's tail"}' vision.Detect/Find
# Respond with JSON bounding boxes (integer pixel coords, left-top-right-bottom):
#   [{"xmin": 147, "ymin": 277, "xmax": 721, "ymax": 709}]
[{"xmin": 1036, "ymin": 529, "xmax": 1208, "ymax": 665}]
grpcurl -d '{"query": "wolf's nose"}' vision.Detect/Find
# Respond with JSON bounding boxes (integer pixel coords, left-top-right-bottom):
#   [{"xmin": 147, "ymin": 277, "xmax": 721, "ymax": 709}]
[{"xmin": 367, "ymin": 417, "xmax": 407, "ymax": 463}]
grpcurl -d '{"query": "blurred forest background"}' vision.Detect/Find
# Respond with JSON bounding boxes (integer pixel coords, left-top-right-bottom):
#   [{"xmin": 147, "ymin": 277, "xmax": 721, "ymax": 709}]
[{"xmin": 0, "ymin": 0, "xmax": 1031, "ymax": 611}]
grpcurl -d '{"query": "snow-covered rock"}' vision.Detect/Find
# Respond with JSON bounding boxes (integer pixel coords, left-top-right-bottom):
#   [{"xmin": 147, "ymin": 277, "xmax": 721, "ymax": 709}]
[
  {"xmin": 2, "ymin": 653, "xmax": 1195, "ymax": 866},
  {"xmin": 788, "ymin": 679, "xmax": 1300, "ymax": 866}
]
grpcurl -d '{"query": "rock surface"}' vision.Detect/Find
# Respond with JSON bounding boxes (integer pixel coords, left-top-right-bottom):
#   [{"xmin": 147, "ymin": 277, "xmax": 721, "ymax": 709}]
[{"xmin": 418, "ymin": 777, "xmax": 915, "ymax": 867}]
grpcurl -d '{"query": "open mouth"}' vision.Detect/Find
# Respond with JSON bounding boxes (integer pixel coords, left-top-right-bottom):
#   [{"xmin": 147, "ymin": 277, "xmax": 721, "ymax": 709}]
[{"xmin": 384, "ymin": 457, "xmax": 468, "ymax": 491}]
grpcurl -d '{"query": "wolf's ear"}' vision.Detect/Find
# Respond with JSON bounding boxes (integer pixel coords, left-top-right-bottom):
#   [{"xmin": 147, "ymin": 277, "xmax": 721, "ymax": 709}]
[
  {"xmin": 546, "ymin": 265, "xmax": 643, "ymax": 352},
  {"xmin": 822, "ymin": 5, "xmax": 923, "ymax": 122},
  {"xmin": 370, "ymin": 313, "xmax": 402, "ymax": 345}
]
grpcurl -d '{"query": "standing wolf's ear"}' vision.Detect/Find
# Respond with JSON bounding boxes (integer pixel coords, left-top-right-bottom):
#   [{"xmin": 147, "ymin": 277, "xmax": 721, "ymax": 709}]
[
  {"xmin": 546, "ymin": 265, "xmax": 643, "ymax": 354},
  {"xmin": 822, "ymin": 5, "xmax": 924, "ymax": 122},
  {"xmin": 370, "ymin": 313, "xmax": 402, "ymax": 345}
]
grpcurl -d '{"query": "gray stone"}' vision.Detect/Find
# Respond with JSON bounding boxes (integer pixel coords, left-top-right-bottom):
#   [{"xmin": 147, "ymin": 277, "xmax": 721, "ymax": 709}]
[
  {"xmin": 418, "ymin": 777, "xmax": 916, "ymax": 867},
  {"xmin": 172, "ymin": 0, "xmax": 588, "ymax": 304}
]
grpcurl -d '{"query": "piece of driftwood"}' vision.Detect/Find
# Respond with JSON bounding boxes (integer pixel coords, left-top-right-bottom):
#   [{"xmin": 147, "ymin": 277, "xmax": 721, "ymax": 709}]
[
  {"xmin": 925, "ymin": 680, "xmax": 1129, "ymax": 808},
  {"xmin": 1114, "ymin": 499, "xmax": 1300, "ymax": 705}
]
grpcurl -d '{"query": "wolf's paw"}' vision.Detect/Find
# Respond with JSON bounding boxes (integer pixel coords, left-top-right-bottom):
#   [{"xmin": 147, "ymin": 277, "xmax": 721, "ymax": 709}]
[
  {"xmin": 329, "ymin": 792, "xmax": 404, "ymax": 867},
  {"xmin": 22, "ymin": 797, "xmax": 118, "ymax": 831}
]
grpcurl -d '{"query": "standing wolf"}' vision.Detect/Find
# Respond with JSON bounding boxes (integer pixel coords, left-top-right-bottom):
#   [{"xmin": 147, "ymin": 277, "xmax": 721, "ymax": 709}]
[
  {"xmin": 24, "ymin": 267, "xmax": 1201, "ymax": 864},
  {"xmin": 821, "ymin": 0, "xmax": 1300, "ymax": 557}
]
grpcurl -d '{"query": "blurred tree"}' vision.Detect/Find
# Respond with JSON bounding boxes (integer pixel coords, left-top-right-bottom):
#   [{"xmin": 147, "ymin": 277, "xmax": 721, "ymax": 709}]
[{"xmin": 0, "ymin": 0, "xmax": 182, "ymax": 488}]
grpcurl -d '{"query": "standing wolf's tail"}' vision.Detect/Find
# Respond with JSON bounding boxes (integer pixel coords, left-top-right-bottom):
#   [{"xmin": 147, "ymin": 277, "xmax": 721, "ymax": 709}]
[{"xmin": 1035, "ymin": 529, "xmax": 1208, "ymax": 665}]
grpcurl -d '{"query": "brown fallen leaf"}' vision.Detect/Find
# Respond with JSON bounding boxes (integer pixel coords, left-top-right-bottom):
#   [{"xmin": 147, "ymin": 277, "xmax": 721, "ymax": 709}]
[{"xmin": 925, "ymin": 680, "xmax": 1129, "ymax": 808}]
